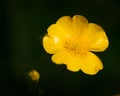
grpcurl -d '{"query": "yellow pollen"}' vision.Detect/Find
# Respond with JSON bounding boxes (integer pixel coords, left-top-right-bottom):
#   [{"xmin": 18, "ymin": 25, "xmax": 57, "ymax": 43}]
[{"xmin": 64, "ymin": 38, "xmax": 87, "ymax": 56}]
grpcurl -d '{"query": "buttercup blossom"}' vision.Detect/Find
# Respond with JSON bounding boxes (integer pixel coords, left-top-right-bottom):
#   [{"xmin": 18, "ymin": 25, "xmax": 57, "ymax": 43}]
[
  {"xmin": 27, "ymin": 70, "xmax": 40, "ymax": 82},
  {"xmin": 43, "ymin": 15, "xmax": 109, "ymax": 75}
]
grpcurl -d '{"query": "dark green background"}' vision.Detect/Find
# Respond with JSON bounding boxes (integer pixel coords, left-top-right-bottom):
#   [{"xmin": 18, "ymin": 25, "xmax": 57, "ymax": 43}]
[{"xmin": 1, "ymin": 0, "xmax": 120, "ymax": 96}]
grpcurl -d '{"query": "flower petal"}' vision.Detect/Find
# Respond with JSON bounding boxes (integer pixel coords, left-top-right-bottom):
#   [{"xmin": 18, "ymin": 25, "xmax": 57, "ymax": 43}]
[
  {"xmin": 80, "ymin": 52, "xmax": 103, "ymax": 75},
  {"xmin": 43, "ymin": 35, "xmax": 65, "ymax": 54},
  {"xmin": 48, "ymin": 16, "xmax": 73, "ymax": 39},
  {"xmin": 52, "ymin": 51, "xmax": 103, "ymax": 74},
  {"xmin": 86, "ymin": 23, "xmax": 109, "ymax": 52},
  {"xmin": 56, "ymin": 16, "xmax": 72, "ymax": 35},
  {"xmin": 47, "ymin": 24, "xmax": 68, "ymax": 41},
  {"xmin": 54, "ymin": 15, "xmax": 88, "ymax": 38},
  {"xmin": 52, "ymin": 51, "xmax": 81, "ymax": 72},
  {"xmin": 72, "ymin": 15, "xmax": 88, "ymax": 36}
]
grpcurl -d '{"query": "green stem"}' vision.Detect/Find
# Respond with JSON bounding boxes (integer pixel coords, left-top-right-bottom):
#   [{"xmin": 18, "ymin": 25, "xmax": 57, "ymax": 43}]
[{"xmin": 39, "ymin": 65, "xmax": 66, "ymax": 88}]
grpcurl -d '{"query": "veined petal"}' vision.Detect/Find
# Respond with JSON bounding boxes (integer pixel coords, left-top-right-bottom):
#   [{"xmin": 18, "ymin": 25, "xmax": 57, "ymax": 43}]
[
  {"xmin": 48, "ymin": 16, "xmax": 73, "ymax": 39},
  {"xmin": 43, "ymin": 35, "xmax": 64, "ymax": 54},
  {"xmin": 72, "ymin": 15, "xmax": 88, "ymax": 36},
  {"xmin": 48, "ymin": 15, "xmax": 89, "ymax": 41},
  {"xmin": 47, "ymin": 24, "xmax": 68, "ymax": 40},
  {"xmin": 86, "ymin": 23, "xmax": 109, "ymax": 52},
  {"xmin": 56, "ymin": 16, "xmax": 72, "ymax": 35},
  {"xmin": 52, "ymin": 51, "xmax": 103, "ymax": 74},
  {"xmin": 81, "ymin": 52, "xmax": 103, "ymax": 75},
  {"xmin": 56, "ymin": 15, "xmax": 88, "ymax": 37},
  {"xmin": 51, "ymin": 51, "xmax": 67, "ymax": 64},
  {"xmin": 52, "ymin": 51, "xmax": 81, "ymax": 72}
]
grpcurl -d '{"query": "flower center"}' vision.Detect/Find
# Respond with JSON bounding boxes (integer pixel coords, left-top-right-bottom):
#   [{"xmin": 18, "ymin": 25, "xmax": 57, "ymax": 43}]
[{"xmin": 64, "ymin": 37, "xmax": 88, "ymax": 56}]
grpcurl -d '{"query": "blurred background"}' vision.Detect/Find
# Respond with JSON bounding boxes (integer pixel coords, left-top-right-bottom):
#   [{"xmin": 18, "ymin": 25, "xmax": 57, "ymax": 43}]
[{"xmin": 1, "ymin": 0, "xmax": 120, "ymax": 96}]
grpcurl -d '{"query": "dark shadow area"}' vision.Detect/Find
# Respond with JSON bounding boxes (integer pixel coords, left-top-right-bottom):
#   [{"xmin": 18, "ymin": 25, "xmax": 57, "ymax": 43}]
[{"xmin": 1, "ymin": 0, "xmax": 120, "ymax": 96}]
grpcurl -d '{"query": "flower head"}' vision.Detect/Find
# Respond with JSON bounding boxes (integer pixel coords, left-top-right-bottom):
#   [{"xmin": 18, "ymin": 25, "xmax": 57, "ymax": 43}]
[
  {"xmin": 43, "ymin": 15, "xmax": 109, "ymax": 75},
  {"xmin": 27, "ymin": 70, "xmax": 40, "ymax": 82}
]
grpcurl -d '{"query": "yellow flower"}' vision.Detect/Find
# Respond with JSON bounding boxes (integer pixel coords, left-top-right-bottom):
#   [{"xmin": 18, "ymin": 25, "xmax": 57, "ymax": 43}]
[
  {"xmin": 43, "ymin": 15, "xmax": 109, "ymax": 75},
  {"xmin": 27, "ymin": 70, "xmax": 40, "ymax": 82}
]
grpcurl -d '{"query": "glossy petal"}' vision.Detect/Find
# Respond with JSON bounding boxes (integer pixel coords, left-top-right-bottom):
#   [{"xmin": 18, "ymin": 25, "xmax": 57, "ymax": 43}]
[
  {"xmin": 43, "ymin": 35, "xmax": 65, "ymax": 54},
  {"xmin": 86, "ymin": 23, "xmax": 109, "ymax": 52},
  {"xmin": 47, "ymin": 24, "xmax": 68, "ymax": 41},
  {"xmin": 52, "ymin": 51, "xmax": 103, "ymax": 74},
  {"xmin": 56, "ymin": 15, "xmax": 88, "ymax": 37},
  {"xmin": 56, "ymin": 16, "xmax": 72, "ymax": 36},
  {"xmin": 80, "ymin": 52, "xmax": 103, "ymax": 75},
  {"xmin": 52, "ymin": 51, "xmax": 81, "ymax": 72},
  {"xmin": 72, "ymin": 15, "xmax": 88, "ymax": 37}
]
